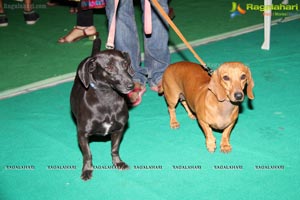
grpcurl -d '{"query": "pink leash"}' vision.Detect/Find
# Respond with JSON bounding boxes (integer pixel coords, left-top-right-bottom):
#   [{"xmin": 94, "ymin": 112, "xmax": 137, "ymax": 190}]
[
  {"xmin": 106, "ymin": 0, "xmax": 152, "ymax": 49},
  {"xmin": 106, "ymin": 0, "xmax": 119, "ymax": 49},
  {"xmin": 144, "ymin": 0, "xmax": 152, "ymax": 34}
]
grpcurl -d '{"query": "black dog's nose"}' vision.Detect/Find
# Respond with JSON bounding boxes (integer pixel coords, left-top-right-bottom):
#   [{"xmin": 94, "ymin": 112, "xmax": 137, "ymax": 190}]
[
  {"xmin": 234, "ymin": 92, "xmax": 243, "ymax": 101},
  {"xmin": 127, "ymin": 82, "xmax": 135, "ymax": 90}
]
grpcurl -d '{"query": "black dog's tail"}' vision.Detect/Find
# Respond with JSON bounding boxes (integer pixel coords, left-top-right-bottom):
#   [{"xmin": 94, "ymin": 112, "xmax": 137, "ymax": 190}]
[{"xmin": 91, "ymin": 36, "xmax": 101, "ymax": 56}]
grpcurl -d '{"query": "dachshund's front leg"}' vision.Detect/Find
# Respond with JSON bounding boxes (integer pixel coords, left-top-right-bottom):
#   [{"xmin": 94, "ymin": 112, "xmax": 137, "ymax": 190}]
[
  {"xmin": 199, "ymin": 120, "xmax": 216, "ymax": 153},
  {"xmin": 220, "ymin": 122, "xmax": 235, "ymax": 153}
]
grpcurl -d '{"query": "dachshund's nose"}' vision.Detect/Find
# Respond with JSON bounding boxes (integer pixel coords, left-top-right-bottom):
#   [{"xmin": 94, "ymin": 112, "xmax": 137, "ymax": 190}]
[{"xmin": 234, "ymin": 92, "xmax": 243, "ymax": 101}]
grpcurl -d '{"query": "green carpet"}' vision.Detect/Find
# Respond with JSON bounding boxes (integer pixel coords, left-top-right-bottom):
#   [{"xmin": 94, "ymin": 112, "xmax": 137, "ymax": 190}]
[
  {"xmin": 1, "ymin": 0, "xmax": 299, "ymax": 93},
  {"xmin": 1, "ymin": 19, "xmax": 300, "ymax": 200}
]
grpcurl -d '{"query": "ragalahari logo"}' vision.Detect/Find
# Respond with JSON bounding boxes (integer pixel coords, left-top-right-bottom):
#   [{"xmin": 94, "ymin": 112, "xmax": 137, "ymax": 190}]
[
  {"xmin": 230, "ymin": 1, "xmax": 298, "ymax": 18},
  {"xmin": 230, "ymin": 2, "xmax": 246, "ymax": 18}
]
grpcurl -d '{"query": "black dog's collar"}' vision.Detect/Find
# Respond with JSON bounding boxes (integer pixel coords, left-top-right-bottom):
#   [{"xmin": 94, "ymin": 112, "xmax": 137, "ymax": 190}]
[{"xmin": 90, "ymin": 82, "xmax": 97, "ymax": 89}]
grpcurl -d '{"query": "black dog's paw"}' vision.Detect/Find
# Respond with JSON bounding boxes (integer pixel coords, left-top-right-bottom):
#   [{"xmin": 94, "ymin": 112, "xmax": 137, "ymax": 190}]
[
  {"xmin": 81, "ymin": 170, "xmax": 93, "ymax": 181},
  {"xmin": 114, "ymin": 162, "xmax": 129, "ymax": 170}
]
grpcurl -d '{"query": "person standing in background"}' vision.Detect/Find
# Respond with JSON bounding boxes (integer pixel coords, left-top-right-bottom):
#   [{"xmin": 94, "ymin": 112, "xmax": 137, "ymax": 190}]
[{"xmin": 0, "ymin": 0, "xmax": 40, "ymax": 27}]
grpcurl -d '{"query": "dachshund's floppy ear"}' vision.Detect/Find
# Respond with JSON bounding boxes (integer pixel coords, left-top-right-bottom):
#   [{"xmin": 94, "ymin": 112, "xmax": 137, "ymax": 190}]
[
  {"xmin": 208, "ymin": 70, "xmax": 227, "ymax": 101},
  {"xmin": 77, "ymin": 57, "xmax": 97, "ymax": 88},
  {"xmin": 246, "ymin": 67, "xmax": 255, "ymax": 99}
]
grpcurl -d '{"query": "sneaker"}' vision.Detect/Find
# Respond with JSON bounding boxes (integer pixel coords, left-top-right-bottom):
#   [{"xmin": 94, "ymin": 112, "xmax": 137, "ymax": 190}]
[
  {"xmin": 0, "ymin": 13, "xmax": 8, "ymax": 27},
  {"xmin": 23, "ymin": 10, "xmax": 40, "ymax": 25}
]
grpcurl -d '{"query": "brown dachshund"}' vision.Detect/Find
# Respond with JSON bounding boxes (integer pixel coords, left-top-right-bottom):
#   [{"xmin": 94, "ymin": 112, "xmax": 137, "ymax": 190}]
[{"xmin": 159, "ymin": 61, "xmax": 254, "ymax": 153}]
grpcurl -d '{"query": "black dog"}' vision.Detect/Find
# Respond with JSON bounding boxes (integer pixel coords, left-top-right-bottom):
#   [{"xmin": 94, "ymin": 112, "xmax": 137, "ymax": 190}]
[{"xmin": 70, "ymin": 38, "xmax": 134, "ymax": 181}]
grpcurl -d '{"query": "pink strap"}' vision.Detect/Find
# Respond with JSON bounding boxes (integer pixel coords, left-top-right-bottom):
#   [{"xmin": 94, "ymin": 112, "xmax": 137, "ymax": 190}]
[
  {"xmin": 106, "ymin": 0, "xmax": 152, "ymax": 49},
  {"xmin": 144, "ymin": 0, "xmax": 152, "ymax": 34},
  {"xmin": 106, "ymin": 0, "xmax": 119, "ymax": 49}
]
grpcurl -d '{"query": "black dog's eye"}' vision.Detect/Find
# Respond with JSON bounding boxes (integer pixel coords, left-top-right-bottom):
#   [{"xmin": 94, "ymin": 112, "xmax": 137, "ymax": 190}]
[
  {"xmin": 241, "ymin": 74, "xmax": 246, "ymax": 80},
  {"xmin": 223, "ymin": 75, "xmax": 230, "ymax": 81},
  {"xmin": 105, "ymin": 65, "xmax": 115, "ymax": 73},
  {"xmin": 122, "ymin": 61, "xmax": 128, "ymax": 69}
]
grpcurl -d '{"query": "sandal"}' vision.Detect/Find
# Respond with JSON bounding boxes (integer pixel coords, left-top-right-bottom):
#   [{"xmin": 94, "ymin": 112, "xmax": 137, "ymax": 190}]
[
  {"xmin": 58, "ymin": 26, "xmax": 98, "ymax": 43},
  {"xmin": 69, "ymin": 7, "xmax": 78, "ymax": 14},
  {"xmin": 127, "ymin": 84, "xmax": 146, "ymax": 107},
  {"xmin": 168, "ymin": 7, "xmax": 175, "ymax": 20},
  {"xmin": 46, "ymin": 1, "xmax": 57, "ymax": 6}
]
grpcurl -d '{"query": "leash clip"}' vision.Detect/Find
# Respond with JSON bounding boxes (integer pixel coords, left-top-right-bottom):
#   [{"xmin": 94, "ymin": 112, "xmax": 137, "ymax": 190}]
[
  {"xmin": 105, "ymin": 44, "xmax": 115, "ymax": 49},
  {"xmin": 206, "ymin": 67, "xmax": 214, "ymax": 75},
  {"xmin": 202, "ymin": 64, "xmax": 214, "ymax": 75}
]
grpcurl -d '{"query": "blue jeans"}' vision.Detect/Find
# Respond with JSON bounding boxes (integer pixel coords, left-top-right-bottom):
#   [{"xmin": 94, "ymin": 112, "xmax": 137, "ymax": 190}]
[{"xmin": 105, "ymin": 0, "xmax": 170, "ymax": 87}]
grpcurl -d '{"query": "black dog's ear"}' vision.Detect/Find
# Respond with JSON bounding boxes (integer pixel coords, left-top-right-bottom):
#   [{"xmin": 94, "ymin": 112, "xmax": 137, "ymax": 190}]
[
  {"xmin": 122, "ymin": 52, "xmax": 130, "ymax": 61},
  {"xmin": 77, "ymin": 58, "xmax": 97, "ymax": 88},
  {"xmin": 122, "ymin": 52, "xmax": 134, "ymax": 76}
]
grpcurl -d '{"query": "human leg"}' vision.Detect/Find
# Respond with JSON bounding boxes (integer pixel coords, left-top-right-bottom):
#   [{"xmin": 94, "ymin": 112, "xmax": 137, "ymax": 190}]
[
  {"xmin": 106, "ymin": 0, "xmax": 147, "ymax": 106},
  {"xmin": 58, "ymin": 7, "xmax": 97, "ymax": 43},
  {"xmin": 0, "ymin": 0, "xmax": 8, "ymax": 27},
  {"xmin": 142, "ymin": 0, "xmax": 170, "ymax": 89},
  {"xmin": 24, "ymin": 0, "xmax": 33, "ymax": 12},
  {"xmin": 0, "ymin": 0, "xmax": 4, "ymax": 13},
  {"xmin": 106, "ymin": 0, "xmax": 147, "ymax": 85},
  {"xmin": 23, "ymin": 0, "xmax": 40, "ymax": 25}
]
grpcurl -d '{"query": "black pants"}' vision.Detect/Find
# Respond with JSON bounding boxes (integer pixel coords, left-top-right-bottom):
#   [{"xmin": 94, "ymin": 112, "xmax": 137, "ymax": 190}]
[{"xmin": 77, "ymin": 6, "xmax": 93, "ymax": 27}]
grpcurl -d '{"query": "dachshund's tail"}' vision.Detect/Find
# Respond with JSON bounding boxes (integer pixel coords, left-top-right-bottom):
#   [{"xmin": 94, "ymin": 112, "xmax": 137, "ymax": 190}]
[{"xmin": 91, "ymin": 36, "xmax": 101, "ymax": 56}]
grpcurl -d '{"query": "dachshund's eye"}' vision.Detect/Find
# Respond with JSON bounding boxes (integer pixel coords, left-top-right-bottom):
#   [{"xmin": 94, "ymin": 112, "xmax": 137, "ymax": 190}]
[
  {"xmin": 241, "ymin": 74, "xmax": 246, "ymax": 80},
  {"xmin": 223, "ymin": 75, "xmax": 230, "ymax": 81}
]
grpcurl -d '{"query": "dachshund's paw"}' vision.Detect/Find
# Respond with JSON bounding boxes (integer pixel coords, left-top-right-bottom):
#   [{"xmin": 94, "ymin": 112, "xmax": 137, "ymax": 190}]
[
  {"xmin": 114, "ymin": 162, "xmax": 129, "ymax": 170},
  {"xmin": 206, "ymin": 142, "xmax": 216, "ymax": 153},
  {"xmin": 188, "ymin": 114, "xmax": 196, "ymax": 120},
  {"xmin": 221, "ymin": 144, "xmax": 232, "ymax": 153},
  {"xmin": 170, "ymin": 121, "xmax": 180, "ymax": 129},
  {"xmin": 81, "ymin": 170, "xmax": 93, "ymax": 181}
]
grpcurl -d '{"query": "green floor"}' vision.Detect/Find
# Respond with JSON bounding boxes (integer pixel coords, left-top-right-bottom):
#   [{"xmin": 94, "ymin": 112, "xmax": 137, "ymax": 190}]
[
  {"xmin": 2, "ymin": 0, "xmax": 299, "ymax": 94},
  {"xmin": 1, "ymin": 16, "xmax": 300, "ymax": 199}
]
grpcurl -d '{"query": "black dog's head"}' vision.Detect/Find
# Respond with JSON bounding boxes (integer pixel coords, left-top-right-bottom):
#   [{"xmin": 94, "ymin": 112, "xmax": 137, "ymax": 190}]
[{"xmin": 77, "ymin": 50, "xmax": 135, "ymax": 94}]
